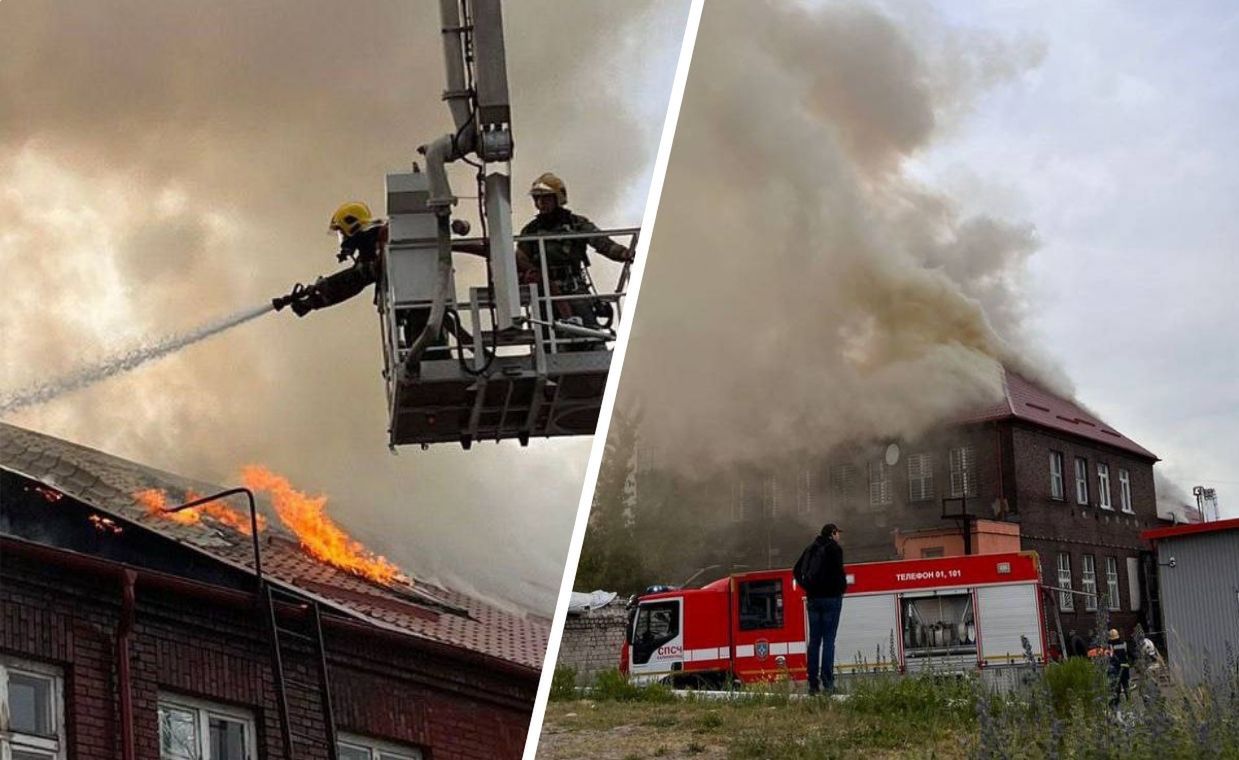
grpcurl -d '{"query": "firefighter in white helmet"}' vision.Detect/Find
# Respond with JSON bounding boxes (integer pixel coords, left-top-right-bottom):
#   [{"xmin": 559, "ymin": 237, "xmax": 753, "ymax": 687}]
[
  {"xmin": 517, "ymin": 173, "xmax": 633, "ymax": 331},
  {"xmin": 273, "ymin": 202, "xmax": 386, "ymax": 317}
]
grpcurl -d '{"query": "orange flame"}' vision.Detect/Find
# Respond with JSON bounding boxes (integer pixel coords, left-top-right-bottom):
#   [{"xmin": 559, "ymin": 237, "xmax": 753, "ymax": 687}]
[
  {"xmin": 240, "ymin": 465, "xmax": 404, "ymax": 585},
  {"xmin": 134, "ymin": 488, "xmax": 266, "ymax": 535}
]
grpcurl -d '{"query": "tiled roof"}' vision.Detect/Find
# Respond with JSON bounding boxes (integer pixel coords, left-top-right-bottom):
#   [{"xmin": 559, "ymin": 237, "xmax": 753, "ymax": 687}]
[
  {"xmin": 958, "ymin": 369, "xmax": 1157, "ymax": 461},
  {"xmin": 0, "ymin": 422, "xmax": 547, "ymax": 671}
]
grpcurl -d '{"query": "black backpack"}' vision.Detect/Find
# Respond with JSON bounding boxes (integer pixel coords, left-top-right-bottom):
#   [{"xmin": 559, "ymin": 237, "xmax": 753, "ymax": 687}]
[{"xmin": 794, "ymin": 541, "xmax": 826, "ymax": 592}]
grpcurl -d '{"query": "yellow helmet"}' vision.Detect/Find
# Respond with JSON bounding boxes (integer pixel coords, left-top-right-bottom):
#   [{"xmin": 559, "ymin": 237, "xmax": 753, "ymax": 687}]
[
  {"xmin": 329, "ymin": 201, "xmax": 373, "ymax": 238},
  {"xmin": 529, "ymin": 173, "xmax": 567, "ymax": 205}
]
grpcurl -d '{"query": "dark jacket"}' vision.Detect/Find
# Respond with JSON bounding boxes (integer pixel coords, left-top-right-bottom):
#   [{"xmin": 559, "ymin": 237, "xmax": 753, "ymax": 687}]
[
  {"xmin": 518, "ymin": 207, "xmax": 626, "ymax": 278},
  {"xmin": 794, "ymin": 536, "xmax": 846, "ymax": 599}
]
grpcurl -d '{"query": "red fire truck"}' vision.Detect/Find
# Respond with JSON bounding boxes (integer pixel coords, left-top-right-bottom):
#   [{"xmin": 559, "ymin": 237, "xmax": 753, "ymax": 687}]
[{"xmin": 620, "ymin": 552, "xmax": 1048, "ymax": 689}]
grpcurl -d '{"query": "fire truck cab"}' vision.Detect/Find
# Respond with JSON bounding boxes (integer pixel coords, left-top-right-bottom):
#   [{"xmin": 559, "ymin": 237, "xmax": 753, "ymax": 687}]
[{"xmin": 620, "ymin": 552, "xmax": 1048, "ymax": 690}]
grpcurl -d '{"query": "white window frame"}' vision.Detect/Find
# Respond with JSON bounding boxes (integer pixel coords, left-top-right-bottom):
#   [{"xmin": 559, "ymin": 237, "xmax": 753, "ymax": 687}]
[
  {"xmin": 1057, "ymin": 553, "xmax": 1074, "ymax": 613},
  {"xmin": 158, "ymin": 693, "xmax": 257, "ymax": 760},
  {"xmin": 797, "ymin": 468, "xmax": 812, "ymax": 516},
  {"xmin": 1074, "ymin": 457, "xmax": 1089, "ymax": 505},
  {"xmin": 907, "ymin": 453, "xmax": 933, "ymax": 502},
  {"xmin": 1097, "ymin": 463, "xmax": 1112, "ymax": 510},
  {"xmin": 949, "ymin": 447, "xmax": 977, "ymax": 498},
  {"xmin": 868, "ymin": 460, "xmax": 892, "ymax": 506},
  {"xmin": 1119, "ymin": 469, "xmax": 1133, "ymax": 513},
  {"xmin": 829, "ymin": 464, "xmax": 852, "ymax": 497},
  {"xmin": 337, "ymin": 733, "xmax": 425, "ymax": 760},
  {"xmin": 1105, "ymin": 556, "xmax": 1121, "ymax": 611},
  {"xmin": 1049, "ymin": 451, "xmax": 1064, "ymax": 501},
  {"xmin": 1, "ymin": 657, "xmax": 66, "ymax": 760},
  {"xmin": 1081, "ymin": 554, "xmax": 1098, "ymax": 611},
  {"xmin": 763, "ymin": 474, "xmax": 778, "ymax": 518}
]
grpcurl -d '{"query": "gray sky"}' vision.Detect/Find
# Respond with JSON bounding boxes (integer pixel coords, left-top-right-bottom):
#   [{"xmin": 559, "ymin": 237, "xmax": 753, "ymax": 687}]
[
  {"xmin": 917, "ymin": 0, "xmax": 1239, "ymax": 518},
  {"xmin": 0, "ymin": 0, "xmax": 690, "ymax": 612}
]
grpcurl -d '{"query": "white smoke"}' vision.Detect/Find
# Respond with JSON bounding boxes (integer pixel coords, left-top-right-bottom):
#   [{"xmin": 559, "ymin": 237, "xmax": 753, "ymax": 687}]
[{"xmin": 622, "ymin": 0, "xmax": 1053, "ymax": 470}]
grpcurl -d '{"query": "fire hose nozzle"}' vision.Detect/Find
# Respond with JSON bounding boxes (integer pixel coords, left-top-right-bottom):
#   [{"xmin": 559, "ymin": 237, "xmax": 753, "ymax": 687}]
[{"xmin": 272, "ymin": 283, "xmax": 309, "ymax": 314}]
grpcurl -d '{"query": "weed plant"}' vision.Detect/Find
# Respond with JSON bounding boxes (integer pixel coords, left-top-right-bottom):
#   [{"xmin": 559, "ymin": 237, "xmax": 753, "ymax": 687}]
[
  {"xmin": 549, "ymin": 664, "xmax": 578, "ymax": 702},
  {"xmin": 565, "ymin": 641, "xmax": 1238, "ymax": 758}
]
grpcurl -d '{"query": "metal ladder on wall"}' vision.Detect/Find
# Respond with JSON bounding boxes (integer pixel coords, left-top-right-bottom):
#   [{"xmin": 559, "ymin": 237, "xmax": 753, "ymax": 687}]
[{"xmin": 263, "ymin": 583, "xmax": 339, "ymax": 760}]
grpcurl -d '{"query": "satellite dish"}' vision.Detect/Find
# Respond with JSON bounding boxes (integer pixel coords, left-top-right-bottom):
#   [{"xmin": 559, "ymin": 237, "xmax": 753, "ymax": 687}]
[{"xmin": 885, "ymin": 443, "xmax": 901, "ymax": 466}]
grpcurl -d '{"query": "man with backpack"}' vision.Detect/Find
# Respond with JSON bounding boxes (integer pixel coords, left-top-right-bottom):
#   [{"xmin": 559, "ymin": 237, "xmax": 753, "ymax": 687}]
[{"xmin": 794, "ymin": 523, "xmax": 847, "ymax": 695}]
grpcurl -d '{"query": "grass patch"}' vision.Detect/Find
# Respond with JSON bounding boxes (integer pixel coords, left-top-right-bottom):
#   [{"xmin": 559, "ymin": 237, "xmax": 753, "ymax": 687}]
[
  {"xmin": 539, "ymin": 655, "xmax": 1239, "ymax": 759},
  {"xmin": 591, "ymin": 668, "xmax": 677, "ymax": 703}
]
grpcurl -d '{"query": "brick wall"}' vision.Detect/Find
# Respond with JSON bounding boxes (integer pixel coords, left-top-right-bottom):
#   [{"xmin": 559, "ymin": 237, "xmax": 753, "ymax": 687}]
[
  {"xmin": 0, "ymin": 552, "xmax": 534, "ymax": 759},
  {"xmin": 557, "ymin": 607, "xmax": 627, "ymax": 685},
  {"xmin": 1007, "ymin": 423, "xmax": 1159, "ymax": 638}
]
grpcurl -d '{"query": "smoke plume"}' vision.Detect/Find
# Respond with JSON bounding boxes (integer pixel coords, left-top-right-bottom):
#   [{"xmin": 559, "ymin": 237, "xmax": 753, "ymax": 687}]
[
  {"xmin": 622, "ymin": 0, "xmax": 1053, "ymax": 469},
  {"xmin": 0, "ymin": 0, "xmax": 689, "ymax": 612}
]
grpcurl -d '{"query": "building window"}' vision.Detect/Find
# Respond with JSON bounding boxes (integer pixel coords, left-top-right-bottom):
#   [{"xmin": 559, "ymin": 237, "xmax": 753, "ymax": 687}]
[
  {"xmin": 797, "ymin": 468, "xmax": 812, "ymax": 515},
  {"xmin": 1050, "ymin": 451, "xmax": 1065, "ymax": 500},
  {"xmin": 907, "ymin": 453, "xmax": 934, "ymax": 502},
  {"xmin": 762, "ymin": 474, "xmax": 779, "ymax": 517},
  {"xmin": 1106, "ymin": 556, "xmax": 1121, "ymax": 611},
  {"xmin": 1097, "ymin": 463, "xmax": 1112, "ymax": 510},
  {"xmin": 1074, "ymin": 457, "xmax": 1089, "ymax": 505},
  {"xmin": 829, "ymin": 464, "xmax": 853, "ymax": 498},
  {"xmin": 338, "ymin": 735, "xmax": 424, "ymax": 760},
  {"xmin": 159, "ymin": 694, "xmax": 256, "ymax": 760},
  {"xmin": 1082, "ymin": 555, "xmax": 1098, "ymax": 611},
  {"xmin": 949, "ymin": 447, "xmax": 977, "ymax": 498},
  {"xmin": 1119, "ymin": 469, "xmax": 1133, "ymax": 513},
  {"xmin": 921, "ymin": 547, "xmax": 945, "ymax": 559},
  {"xmin": 1057, "ymin": 553, "xmax": 1074, "ymax": 612},
  {"xmin": 738, "ymin": 578, "xmax": 784, "ymax": 631},
  {"xmin": 1, "ymin": 658, "xmax": 65, "ymax": 760},
  {"xmin": 868, "ymin": 461, "xmax": 892, "ymax": 506}
]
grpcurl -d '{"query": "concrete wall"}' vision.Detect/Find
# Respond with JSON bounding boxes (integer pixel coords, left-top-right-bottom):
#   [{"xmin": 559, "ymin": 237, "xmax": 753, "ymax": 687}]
[
  {"xmin": 1155, "ymin": 529, "xmax": 1239, "ymax": 687},
  {"xmin": 895, "ymin": 519, "xmax": 1021, "ymax": 559},
  {"xmin": 557, "ymin": 607, "xmax": 628, "ymax": 685}
]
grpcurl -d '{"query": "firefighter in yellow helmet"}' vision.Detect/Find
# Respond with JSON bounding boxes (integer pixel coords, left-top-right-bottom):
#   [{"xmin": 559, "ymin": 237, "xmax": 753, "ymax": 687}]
[
  {"xmin": 273, "ymin": 202, "xmax": 387, "ymax": 317},
  {"xmin": 517, "ymin": 173, "xmax": 633, "ymax": 332}
]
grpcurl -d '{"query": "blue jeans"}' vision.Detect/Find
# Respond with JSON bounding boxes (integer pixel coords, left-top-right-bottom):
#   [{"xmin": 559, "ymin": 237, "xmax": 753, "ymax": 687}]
[{"xmin": 806, "ymin": 596, "xmax": 843, "ymax": 690}]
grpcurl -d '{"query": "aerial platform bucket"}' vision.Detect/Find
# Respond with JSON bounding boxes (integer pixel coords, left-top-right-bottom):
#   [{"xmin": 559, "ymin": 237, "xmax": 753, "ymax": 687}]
[{"xmin": 379, "ymin": 170, "xmax": 636, "ymax": 449}]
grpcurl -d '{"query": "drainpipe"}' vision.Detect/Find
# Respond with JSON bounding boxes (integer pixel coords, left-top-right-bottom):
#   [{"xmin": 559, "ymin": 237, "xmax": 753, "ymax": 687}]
[
  {"xmin": 117, "ymin": 568, "xmax": 137, "ymax": 760},
  {"xmin": 995, "ymin": 425, "xmax": 1006, "ymax": 509}
]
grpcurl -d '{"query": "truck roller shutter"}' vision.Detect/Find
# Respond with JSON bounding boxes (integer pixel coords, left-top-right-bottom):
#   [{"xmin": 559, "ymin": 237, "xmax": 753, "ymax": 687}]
[
  {"xmin": 831, "ymin": 594, "xmax": 899, "ymax": 671},
  {"xmin": 977, "ymin": 584, "xmax": 1041, "ymax": 664}
]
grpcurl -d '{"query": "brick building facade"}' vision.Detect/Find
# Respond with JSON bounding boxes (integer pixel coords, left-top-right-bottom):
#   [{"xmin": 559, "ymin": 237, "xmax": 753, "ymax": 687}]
[
  {"xmin": 722, "ymin": 371, "xmax": 1162, "ymax": 644},
  {"xmin": 0, "ymin": 423, "xmax": 546, "ymax": 759}
]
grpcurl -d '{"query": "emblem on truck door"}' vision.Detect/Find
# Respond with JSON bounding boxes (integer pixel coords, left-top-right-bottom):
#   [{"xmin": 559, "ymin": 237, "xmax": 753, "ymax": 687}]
[{"xmin": 755, "ymin": 639, "xmax": 770, "ymax": 660}]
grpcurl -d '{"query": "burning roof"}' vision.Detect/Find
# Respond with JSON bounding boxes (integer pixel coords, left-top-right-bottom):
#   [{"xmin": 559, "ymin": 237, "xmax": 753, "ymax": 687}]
[
  {"xmin": 0, "ymin": 421, "xmax": 548, "ymax": 670},
  {"xmin": 956, "ymin": 369, "xmax": 1158, "ymax": 461}
]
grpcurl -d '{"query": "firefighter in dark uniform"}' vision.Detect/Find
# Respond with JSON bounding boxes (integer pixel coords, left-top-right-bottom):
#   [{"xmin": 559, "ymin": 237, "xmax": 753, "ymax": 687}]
[
  {"xmin": 273, "ymin": 202, "xmax": 385, "ymax": 317},
  {"xmin": 517, "ymin": 173, "xmax": 633, "ymax": 331},
  {"xmin": 273, "ymin": 202, "xmax": 447, "ymax": 358},
  {"xmin": 1107, "ymin": 628, "xmax": 1132, "ymax": 707}
]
